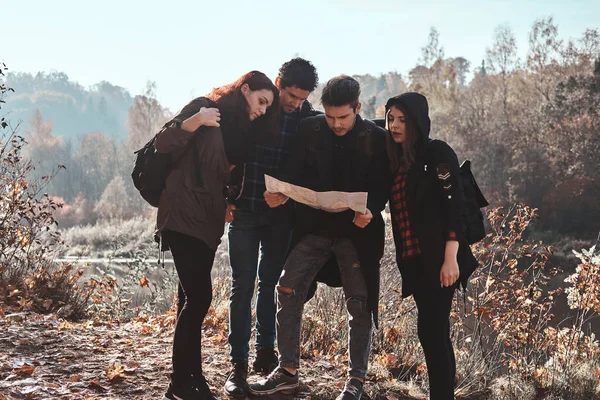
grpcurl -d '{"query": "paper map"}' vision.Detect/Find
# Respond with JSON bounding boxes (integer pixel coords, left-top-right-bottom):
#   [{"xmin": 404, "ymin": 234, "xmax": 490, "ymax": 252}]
[{"xmin": 264, "ymin": 175, "xmax": 368, "ymax": 214}]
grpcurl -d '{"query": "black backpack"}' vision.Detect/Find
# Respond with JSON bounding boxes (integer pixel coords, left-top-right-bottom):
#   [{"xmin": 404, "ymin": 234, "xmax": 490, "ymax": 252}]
[
  {"xmin": 459, "ymin": 160, "xmax": 489, "ymax": 244},
  {"xmin": 423, "ymin": 139, "xmax": 490, "ymax": 245},
  {"xmin": 131, "ymin": 119, "xmax": 202, "ymax": 207},
  {"xmin": 131, "ymin": 128, "xmax": 173, "ymax": 207},
  {"xmin": 132, "ymin": 98, "xmax": 215, "ymax": 207}
]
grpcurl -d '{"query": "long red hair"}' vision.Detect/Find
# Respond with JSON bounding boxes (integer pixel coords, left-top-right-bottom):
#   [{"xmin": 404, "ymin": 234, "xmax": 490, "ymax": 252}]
[{"xmin": 207, "ymin": 71, "xmax": 280, "ymax": 143}]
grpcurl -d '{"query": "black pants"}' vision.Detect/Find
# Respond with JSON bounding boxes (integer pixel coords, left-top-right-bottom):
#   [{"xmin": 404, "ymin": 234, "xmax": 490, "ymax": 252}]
[
  {"xmin": 413, "ymin": 286, "xmax": 456, "ymax": 400},
  {"xmin": 163, "ymin": 230, "xmax": 215, "ymax": 383}
]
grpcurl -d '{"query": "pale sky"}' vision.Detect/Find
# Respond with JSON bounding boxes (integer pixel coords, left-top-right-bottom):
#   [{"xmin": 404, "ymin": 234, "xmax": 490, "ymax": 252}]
[{"xmin": 2, "ymin": 0, "xmax": 599, "ymax": 111}]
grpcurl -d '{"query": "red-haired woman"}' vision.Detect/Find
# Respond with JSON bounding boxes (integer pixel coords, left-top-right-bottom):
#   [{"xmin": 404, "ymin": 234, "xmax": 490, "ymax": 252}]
[{"xmin": 155, "ymin": 71, "xmax": 280, "ymax": 400}]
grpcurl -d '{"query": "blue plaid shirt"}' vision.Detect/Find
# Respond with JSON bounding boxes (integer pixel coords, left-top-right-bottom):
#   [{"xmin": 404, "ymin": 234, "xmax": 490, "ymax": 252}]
[{"xmin": 236, "ymin": 109, "xmax": 302, "ymax": 212}]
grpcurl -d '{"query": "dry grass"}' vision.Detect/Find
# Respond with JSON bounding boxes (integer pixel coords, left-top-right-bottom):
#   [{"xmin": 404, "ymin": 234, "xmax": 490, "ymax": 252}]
[{"xmin": 10, "ymin": 206, "xmax": 599, "ymax": 399}]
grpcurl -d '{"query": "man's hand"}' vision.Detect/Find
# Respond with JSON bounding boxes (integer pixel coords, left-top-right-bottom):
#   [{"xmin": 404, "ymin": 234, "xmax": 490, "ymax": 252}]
[
  {"xmin": 181, "ymin": 107, "xmax": 221, "ymax": 132},
  {"xmin": 225, "ymin": 203, "xmax": 236, "ymax": 223},
  {"xmin": 264, "ymin": 191, "xmax": 288, "ymax": 208},
  {"xmin": 353, "ymin": 208, "xmax": 373, "ymax": 228}
]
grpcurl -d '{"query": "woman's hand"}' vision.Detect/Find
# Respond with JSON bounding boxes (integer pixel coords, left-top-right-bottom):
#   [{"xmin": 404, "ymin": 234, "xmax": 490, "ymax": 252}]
[
  {"xmin": 182, "ymin": 107, "xmax": 221, "ymax": 131},
  {"xmin": 440, "ymin": 258, "xmax": 459, "ymax": 288},
  {"xmin": 440, "ymin": 240, "xmax": 460, "ymax": 287}
]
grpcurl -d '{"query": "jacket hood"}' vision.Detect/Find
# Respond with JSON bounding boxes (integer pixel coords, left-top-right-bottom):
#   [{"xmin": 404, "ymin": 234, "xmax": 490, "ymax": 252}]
[{"xmin": 385, "ymin": 92, "xmax": 431, "ymax": 142}]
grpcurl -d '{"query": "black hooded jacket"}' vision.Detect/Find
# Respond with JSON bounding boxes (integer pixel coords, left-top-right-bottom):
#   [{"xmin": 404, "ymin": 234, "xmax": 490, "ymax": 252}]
[{"xmin": 385, "ymin": 93, "xmax": 478, "ymax": 295}]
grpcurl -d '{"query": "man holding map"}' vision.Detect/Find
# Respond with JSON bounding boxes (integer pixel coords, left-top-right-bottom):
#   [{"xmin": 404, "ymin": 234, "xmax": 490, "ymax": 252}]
[{"xmin": 249, "ymin": 75, "xmax": 390, "ymax": 400}]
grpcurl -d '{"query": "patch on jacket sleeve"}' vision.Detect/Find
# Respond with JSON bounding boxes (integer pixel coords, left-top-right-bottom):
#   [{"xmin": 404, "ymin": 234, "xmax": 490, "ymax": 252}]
[
  {"xmin": 437, "ymin": 163, "xmax": 452, "ymax": 185},
  {"xmin": 436, "ymin": 163, "xmax": 450, "ymax": 183}
]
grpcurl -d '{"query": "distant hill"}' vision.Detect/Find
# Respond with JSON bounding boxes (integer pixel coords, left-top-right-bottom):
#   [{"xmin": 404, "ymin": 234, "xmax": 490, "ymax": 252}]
[
  {"xmin": 2, "ymin": 71, "xmax": 134, "ymax": 141},
  {"xmin": 2, "ymin": 70, "xmax": 410, "ymax": 141}
]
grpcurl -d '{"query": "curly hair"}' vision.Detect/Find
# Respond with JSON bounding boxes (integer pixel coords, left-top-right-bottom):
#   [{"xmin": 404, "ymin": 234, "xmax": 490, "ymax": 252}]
[{"xmin": 278, "ymin": 57, "xmax": 319, "ymax": 92}]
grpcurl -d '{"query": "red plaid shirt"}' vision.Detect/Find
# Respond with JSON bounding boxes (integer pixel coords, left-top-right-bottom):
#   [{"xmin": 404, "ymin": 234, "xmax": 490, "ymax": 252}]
[{"xmin": 390, "ymin": 164, "xmax": 421, "ymax": 259}]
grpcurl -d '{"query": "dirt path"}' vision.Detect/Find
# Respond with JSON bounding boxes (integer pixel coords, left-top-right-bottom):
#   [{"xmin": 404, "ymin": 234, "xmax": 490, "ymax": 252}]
[{"xmin": 0, "ymin": 312, "xmax": 424, "ymax": 400}]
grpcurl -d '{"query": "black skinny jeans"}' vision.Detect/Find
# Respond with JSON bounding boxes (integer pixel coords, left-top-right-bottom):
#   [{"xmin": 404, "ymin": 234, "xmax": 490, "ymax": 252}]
[
  {"xmin": 413, "ymin": 286, "xmax": 456, "ymax": 400},
  {"xmin": 163, "ymin": 230, "xmax": 215, "ymax": 383}
]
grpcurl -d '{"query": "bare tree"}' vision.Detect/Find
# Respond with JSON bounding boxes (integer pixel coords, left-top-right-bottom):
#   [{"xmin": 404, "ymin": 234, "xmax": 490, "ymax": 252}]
[
  {"xmin": 94, "ymin": 175, "xmax": 133, "ymax": 220},
  {"xmin": 486, "ymin": 24, "xmax": 519, "ymax": 119},
  {"xmin": 526, "ymin": 17, "xmax": 563, "ymax": 101},
  {"xmin": 420, "ymin": 27, "xmax": 445, "ymax": 68},
  {"xmin": 76, "ymin": 132, "xmax": 118, "ymax": 202},
  {"xmin": 126, "ymin": 81, "xmax": 170, "ymax": 154}
]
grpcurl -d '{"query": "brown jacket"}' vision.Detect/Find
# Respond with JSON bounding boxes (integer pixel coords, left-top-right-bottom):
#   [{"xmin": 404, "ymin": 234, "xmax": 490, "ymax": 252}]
[{"xmin": 154, "ymin": 97, "xmax": 230, "ymax": 251}]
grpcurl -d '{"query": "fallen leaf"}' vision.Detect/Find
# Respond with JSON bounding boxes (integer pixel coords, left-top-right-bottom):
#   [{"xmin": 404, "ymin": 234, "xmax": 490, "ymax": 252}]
[
  {"xmin": 88, "ymin": 379, "xmax": 107, "ymax": 392},
  {"xmin": 107, "ymin": 362, "xmax": 126, "ymax": 383},
  {"xmin": 139, "ymin": 277, "xmax": 149, "ymax": 288},
  {"xmin": 57, "ymin": 321, "xmax": 74, "ymax": 330},
  {"xmin": 69, "ymin": 375, "xmax": 81, "ymax": 382},
  {"xmin": 14, "ymin": 364, "xmax": 36, "ymax": 376}
]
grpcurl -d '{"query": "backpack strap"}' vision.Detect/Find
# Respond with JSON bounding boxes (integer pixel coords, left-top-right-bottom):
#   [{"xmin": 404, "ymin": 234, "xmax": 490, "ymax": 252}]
[
  {"xmin": 299, "ymin": 100, "xmax": 315, "ymax": 120},
  {"xmin": 307, "ymin": 117, "xmax": 377, "ymax": 159},
  {"xmin": 306, "ymin": 118, "xmax": 325, "ymax": 165},
  {"xmin": 357, "ymin": 119, "xmax": 376, "ymax": 158}
]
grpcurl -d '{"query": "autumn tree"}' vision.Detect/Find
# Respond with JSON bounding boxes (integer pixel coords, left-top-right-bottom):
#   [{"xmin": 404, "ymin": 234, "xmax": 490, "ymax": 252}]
[{"xmin": 22, "ymin": 110, "xmax": 77, "ymax": 200}]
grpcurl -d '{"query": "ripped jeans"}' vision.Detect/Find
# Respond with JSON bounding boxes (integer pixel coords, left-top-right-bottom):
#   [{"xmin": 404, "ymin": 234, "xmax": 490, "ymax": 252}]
[{"xmin": 276, "ymin": 234, "xmax": 372, "ymax": 378}]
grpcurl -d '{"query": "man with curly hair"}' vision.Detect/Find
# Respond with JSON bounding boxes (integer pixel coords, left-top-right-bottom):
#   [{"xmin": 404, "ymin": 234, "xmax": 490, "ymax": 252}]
[{"xmin": 224, "ymin": 58, "xmax": 319, "ymax": 397}]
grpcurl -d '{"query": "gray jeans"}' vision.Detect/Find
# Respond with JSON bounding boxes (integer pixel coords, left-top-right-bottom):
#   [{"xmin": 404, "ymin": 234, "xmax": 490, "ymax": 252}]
[{"xmin": 276, "ymin": 234, "xmax": 372, "ymax": 378}]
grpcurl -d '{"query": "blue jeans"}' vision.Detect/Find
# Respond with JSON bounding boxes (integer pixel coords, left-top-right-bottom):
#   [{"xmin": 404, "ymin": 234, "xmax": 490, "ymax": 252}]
[
  {"xmin": 276, "ymin": 234, "xmax": 372, "ymax": 378},
  {"xmin": 227, "ymin": 208, "xmax": 292, "ymax": 363}
]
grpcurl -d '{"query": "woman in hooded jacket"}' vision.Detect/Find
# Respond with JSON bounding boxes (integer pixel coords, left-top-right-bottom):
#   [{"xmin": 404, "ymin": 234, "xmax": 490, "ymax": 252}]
[
  {"xmin": 384, "ymin": 92, "xmax": 478, "ymax": 400},
  {"xmin": 154, "ymin": 71, "xmax": 280, "ymax": 400}
]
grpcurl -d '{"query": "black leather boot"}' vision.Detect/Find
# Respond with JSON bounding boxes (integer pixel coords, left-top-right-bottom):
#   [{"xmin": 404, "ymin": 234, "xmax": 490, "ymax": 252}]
[
  {"xmin": 252, "ymin": 348, "xmax": 279, "ymax": 374},
  {"xmin": 224, "ymin": 362, "xmax": 248, "ymax": 397}
]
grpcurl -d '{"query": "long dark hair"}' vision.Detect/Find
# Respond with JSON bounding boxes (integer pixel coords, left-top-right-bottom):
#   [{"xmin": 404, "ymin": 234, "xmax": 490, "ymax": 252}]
[
  {"xmin": 206, "ymin": 71, "xmax": 280, "ymax": 164},
  {"xmin": 385, "ymin": 103, "xmax": 421, "ymax": 172}
]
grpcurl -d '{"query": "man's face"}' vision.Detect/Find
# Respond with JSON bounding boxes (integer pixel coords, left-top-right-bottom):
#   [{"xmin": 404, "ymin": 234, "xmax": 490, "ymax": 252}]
[
  {"xmin": 279, "ymin": 85, "xmax": 311, "ymax": 114},
  {"xmin": 323, "ymin": 103, "xmax": 361, "ymax": 136}
]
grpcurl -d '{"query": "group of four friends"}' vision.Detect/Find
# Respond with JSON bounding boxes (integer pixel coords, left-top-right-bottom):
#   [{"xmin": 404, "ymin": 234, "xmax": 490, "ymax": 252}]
[{"xmin": 154, "ymin": 58, "xmax": 478, "ymax": 400}]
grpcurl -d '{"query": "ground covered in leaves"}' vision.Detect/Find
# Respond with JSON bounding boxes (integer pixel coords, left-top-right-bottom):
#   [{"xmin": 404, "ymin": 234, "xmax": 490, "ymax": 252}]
[{"xmin": 0, "ymin": 310, "xmax": 428, "ymax": 400}]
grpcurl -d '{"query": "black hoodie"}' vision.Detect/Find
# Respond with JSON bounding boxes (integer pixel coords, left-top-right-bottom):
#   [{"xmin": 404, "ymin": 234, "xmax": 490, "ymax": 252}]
[
  {"xmin": 385, "ymin": 92, "xmax": 478, "ymax": 295},
  {"xmin": 385, "ymin": 92, "xmax": 431, "ymax": 143}
]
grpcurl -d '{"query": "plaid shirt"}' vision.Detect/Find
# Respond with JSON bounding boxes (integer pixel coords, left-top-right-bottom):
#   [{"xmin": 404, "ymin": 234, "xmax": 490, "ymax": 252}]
[
  {"xmin": 236, "ymin": 110, "xmax": 300, "ymax": 212},
  {"xmin": 390, "ymin": 164, "xmax": 422, "ymax": 259}
]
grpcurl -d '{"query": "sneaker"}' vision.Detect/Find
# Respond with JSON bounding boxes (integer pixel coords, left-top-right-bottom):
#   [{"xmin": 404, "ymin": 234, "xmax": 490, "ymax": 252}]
[
  {"xmin": 252, "ymin": 348, "xmax": 279, "ymax": 374},
  {"xmin": 224, "ymin": 362, "xmax": 249, "ymax": 397},
  {"xmin": 335, "ymin": 378, "xmax": 364, "ymax": 400},
  {"xmin": 248, "ymin": 366, "xmax": 299, "ymax": 396}
]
